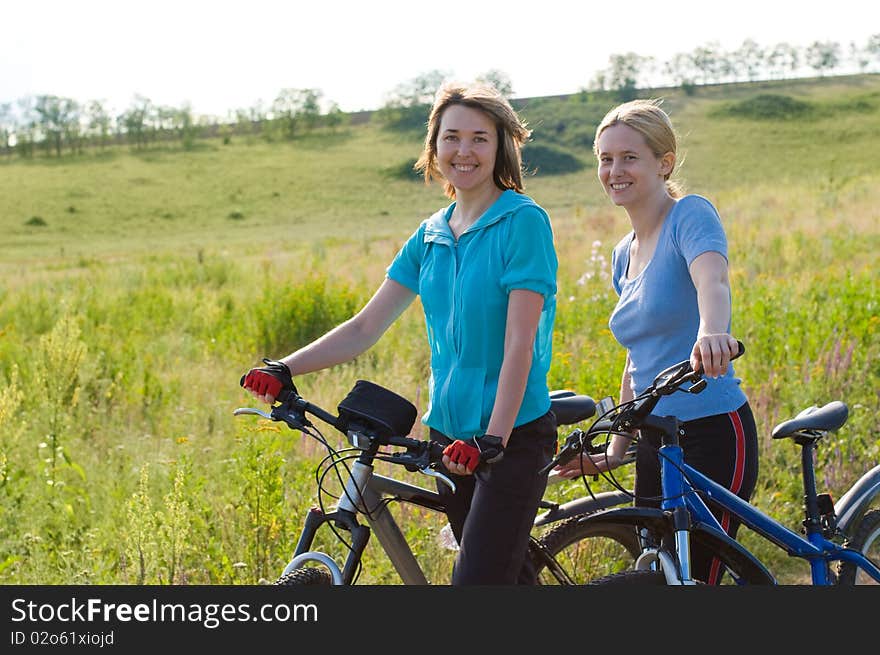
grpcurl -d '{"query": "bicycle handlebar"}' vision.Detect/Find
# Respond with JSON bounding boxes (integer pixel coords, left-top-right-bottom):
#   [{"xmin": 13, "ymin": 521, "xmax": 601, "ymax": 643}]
[
  {"xmin": 538, "ymin": 420, "xmax": 633, "ymax": 476},
  {"xmin": 238, "ymin": 341, "xmax": 743, "ymax": 484},
  {"xmin": 615, "ymin": 340, "xmax": 745, "ymax": 432},
  {"xmin": 237, "ymin": 380, "xmax": 603, "ymax": 485},
  {"xmin": 539, "ymin": 341, "xmax": 745, "ymax": 475},
  {"xmin": 234, "ymin": 386, "xmax": 448, "ymax": 477}
]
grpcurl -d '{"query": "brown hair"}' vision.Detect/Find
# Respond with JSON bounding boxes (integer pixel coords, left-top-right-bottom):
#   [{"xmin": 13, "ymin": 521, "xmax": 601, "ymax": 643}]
[
  {"xmin": 593, "ymin": 98, "xmax": 684, "ymax": 198},
  {"xmin": 415, "ymin": 82, "xmax": 531, "ymax": 199}
]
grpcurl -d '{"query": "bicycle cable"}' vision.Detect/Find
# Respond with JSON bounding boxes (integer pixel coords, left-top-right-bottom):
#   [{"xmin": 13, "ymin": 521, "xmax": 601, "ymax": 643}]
[
  {"xmin": 583, "ymin": 394, "xmax": 715, "ymax": 506},
  {"xmin": 571, "ymin": 401, "xmax": 639, "ymax": 499}
]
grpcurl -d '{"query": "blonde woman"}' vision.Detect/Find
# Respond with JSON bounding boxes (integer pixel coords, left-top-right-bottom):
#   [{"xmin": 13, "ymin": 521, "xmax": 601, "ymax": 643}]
[{"xmin": 555, "ymin": 99, "xmax": 758, "ymax": 585}]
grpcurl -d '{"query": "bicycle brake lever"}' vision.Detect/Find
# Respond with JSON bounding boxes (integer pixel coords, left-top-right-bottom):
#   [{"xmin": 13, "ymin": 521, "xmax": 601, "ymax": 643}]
[
  {"xmin": 421, "ymin": 466, "xmax": 457, "ymax": 494},
  {"xmin": 538, "ymin": 442, "xmax": 577, "ymax": 476},
  {"xmin": 233, "ymin": 407, "xmax": 273, "ymax": 419}
]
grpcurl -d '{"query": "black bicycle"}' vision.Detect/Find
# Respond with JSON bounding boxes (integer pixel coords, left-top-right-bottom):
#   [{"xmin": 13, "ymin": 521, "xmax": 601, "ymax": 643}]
[{"xmin": 234, "ymin": 376, "xmax": 639, "ymax": 585}]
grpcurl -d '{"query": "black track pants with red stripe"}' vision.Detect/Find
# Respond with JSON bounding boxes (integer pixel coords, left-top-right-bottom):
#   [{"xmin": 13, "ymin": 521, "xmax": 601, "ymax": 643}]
[{"xmin": 634, "ymin": 402, "xmax": 759, "ymax": 584}]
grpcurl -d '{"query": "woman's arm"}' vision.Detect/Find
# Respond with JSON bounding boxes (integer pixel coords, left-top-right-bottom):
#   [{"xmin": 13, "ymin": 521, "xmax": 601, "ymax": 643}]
[
  {"xmin": 442, "ymin": 288, "xmax": 544, "ymax": 477},
  {"xmin": 604, "ymin": 351, "xmax": 635, "ymax": 462},
  {"xmin": 484, "ymin": 288, "xmax": 546, "ymax": 445},
  {"xmin": 688, "ymin": 251, "xmax": 739, "ymax": 378}
]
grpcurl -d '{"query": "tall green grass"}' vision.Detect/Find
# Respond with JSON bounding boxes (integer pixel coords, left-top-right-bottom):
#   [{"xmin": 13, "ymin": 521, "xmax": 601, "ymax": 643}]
[{"xmin": 1, "ymin": 75, "xmax": 878, "ymax": 584}]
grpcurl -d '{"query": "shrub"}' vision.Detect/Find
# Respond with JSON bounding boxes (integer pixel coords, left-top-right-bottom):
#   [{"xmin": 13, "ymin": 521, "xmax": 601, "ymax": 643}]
[
  {"xmin": 715, "ymin": 94, "xmax": 814, "ymax": 121},
  {"xmin": 522, "ymin": 144, "xmax": 586, "ymax": 176},
  {"xmin": 254, "ymin": 273, "xmax": 363, "ymax": 356},
  {"xmin": 382, "ymin": 158, "xmax": 422, "ymax": 181},
  {"xmin": 518, "ymin": 94, "xmax": 609, "ymax": 153},
  {"xmin": 375, "ymin": 104, "xmax": 430, "ymax": 134}
]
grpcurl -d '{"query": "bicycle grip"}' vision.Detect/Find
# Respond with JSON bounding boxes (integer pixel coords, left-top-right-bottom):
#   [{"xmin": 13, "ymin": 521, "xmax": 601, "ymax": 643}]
[{"xmin": 694, "ymin": 340, "xmax": 745, "ymax": 375}]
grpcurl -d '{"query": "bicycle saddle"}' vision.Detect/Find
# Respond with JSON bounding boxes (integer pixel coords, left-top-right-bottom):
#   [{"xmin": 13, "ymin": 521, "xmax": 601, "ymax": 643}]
[
  {"xmin": 550, "ymin": 393, "xmax": 596, "ymax": 426},
  {"xmin": 771, "ymin": 401, "xmax": 849, "ymax": 440}
]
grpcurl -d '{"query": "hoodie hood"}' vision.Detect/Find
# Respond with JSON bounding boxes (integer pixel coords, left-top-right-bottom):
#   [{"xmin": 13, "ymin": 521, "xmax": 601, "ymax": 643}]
[{"xmin": 423, "ymin": 189, "xmax": 540, "ymax": 244}]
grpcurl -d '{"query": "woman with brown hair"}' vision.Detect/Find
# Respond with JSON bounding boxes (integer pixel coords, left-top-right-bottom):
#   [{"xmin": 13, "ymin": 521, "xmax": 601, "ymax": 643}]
[{"xmin": 242, "ymin": 81, "xmax": 559, "ymax": 584}]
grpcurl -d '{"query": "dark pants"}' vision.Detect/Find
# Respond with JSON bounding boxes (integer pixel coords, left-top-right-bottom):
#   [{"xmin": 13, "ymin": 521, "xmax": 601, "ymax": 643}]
[
  {"xmin": 635, "ymin": 402, "xmax": 759, "ymax": 584},
  {"xmin": 433, "ymin": 410, "xmax": 557, "ymax": 585}
]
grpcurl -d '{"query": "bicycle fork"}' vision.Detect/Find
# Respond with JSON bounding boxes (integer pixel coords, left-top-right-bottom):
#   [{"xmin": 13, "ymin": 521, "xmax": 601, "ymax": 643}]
[
  {"xmin": 285, "ymin": 459, "xmax": 431, "ymax": 584},
  {"xmin": 639, "ymin": 418, "xmax": 699, "ymax": 585},
  {"xmin": 281, "ymin": 460, "xmax": 377, "ymax": 584}
]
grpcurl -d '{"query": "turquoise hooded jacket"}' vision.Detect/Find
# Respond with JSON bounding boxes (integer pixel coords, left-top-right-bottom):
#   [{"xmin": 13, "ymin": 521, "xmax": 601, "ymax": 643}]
[{"xmin": 387, "ymin": 190, "xmax": 557, "ymax": 440}]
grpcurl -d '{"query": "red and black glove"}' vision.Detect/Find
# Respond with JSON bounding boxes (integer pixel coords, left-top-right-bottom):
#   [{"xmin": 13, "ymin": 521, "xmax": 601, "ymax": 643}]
[
  {"xmin": 443, "ymin": 434, "xmax": 505, "ymax": 472},
  {"xmin": 240, "ymin": 358, "xmax": 296, "ymax": 402}
]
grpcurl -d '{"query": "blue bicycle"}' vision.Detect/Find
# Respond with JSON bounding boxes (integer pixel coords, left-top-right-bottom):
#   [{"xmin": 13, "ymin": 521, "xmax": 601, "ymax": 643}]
[{"xmin": 544, "ymin": 342, "xmax": 880, "ymax": 585}]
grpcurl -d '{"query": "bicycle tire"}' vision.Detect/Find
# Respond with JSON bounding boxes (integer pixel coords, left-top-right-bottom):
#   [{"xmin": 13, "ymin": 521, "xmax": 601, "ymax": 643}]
[
  {"xmin": 837, "ymin": 508, "xmax": 880, "ymax": 585},
  {"xmin": 566, "ymin": 521, "xmax": 765, "ymax": 585},
  {"xmin": 531, "ymin": 514, "xmax": 642, "ymax": 585},
  {"xmin": 274, "ymin": 566, "xmax": 334, "ymax": 585},
  {"xmin": 588, "ymin": 570, "xmax": 668, "ymax": 585}
]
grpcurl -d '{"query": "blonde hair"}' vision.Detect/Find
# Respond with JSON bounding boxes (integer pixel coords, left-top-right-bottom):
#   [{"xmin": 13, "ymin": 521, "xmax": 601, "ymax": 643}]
[
  {"xmin": 593, "ymin": 98, "xmax": 684, "ymax": 198},
  {"xmin": 415, "ymin": 82, "xmax": 531, "ymax": 199}
]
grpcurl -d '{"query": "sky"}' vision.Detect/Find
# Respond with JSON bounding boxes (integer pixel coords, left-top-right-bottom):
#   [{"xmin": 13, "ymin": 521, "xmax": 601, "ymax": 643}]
[{"xmin": 2, "ymin": 0, "xmax": 878, "ymax": 118}]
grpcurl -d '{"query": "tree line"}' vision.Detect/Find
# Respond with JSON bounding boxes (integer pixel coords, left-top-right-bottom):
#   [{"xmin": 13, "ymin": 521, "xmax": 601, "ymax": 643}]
[
  {"xmin": 1, "ymin": 34, "xmax": 878, "ymax": 160},
  {"xmin": 0, "ymin": 88, "xmax": 346, "ymax": 159},
  {"xmin": 591, "ymin": 35, "xmax": 880, "ymax": 96}
]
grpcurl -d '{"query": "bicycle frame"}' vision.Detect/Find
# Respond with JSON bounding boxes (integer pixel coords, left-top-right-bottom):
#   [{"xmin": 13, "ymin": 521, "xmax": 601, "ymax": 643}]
[
  {"xmin": 283, "ymin": 460, "xmax": 634, "ymax": 585},
  {"xmin": 666, "ymin": 452, "xmax": 880, "ymax": 584},
  {"xmin": 239, "ymin": 384, "xmax": 634, "ymax": 585}
]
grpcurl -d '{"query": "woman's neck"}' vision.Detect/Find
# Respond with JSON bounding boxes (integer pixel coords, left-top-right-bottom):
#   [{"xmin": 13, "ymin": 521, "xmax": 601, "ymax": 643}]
[
  {"xmin": 453, "ymin": 185, "xmax": 504, "ymax": 226},
  {"xmin": 627, "ymin": 191, "xmax": 676, "ymax": 239}
]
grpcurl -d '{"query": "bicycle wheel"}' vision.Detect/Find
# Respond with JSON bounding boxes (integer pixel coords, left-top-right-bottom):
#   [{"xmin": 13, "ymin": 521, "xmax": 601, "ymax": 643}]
[
  {"xmin": 274, "ymin": 566, "xmax": 334, "ymax": 585},
  {"xmin": 531, "ymin": 514, "xmax": 641, "ymax": 585},
  {"xmin": 588, "ymin": 570, "xmax": 667, "ymax": 585},
  {"xmin": 838, "ymin": 508, "xmax": 880, "ymax": 585},
  {"xmin": 579, "ymin": 527, "xmax": 766, "ymax": 585}
]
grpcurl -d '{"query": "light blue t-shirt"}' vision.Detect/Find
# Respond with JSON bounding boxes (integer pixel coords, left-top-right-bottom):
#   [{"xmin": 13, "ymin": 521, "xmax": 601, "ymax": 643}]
[
  {"xmin": 608, "ymin": 194, "xmax": 746, "ymax": 421},
  {"xmin": 387, "ymin": 189, "xmax": 558, "ymax": 440}
]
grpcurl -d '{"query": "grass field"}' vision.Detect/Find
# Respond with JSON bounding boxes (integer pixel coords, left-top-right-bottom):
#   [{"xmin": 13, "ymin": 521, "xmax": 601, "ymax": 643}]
[{"xmin": 1, "ymin": 74, "xmax": 878, "ymax": 584}]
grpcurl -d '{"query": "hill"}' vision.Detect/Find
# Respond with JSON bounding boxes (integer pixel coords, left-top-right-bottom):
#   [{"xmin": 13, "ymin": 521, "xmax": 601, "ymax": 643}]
[{"xmin": 2, "ymin": 74, "xmax": 878, "ymax": 273}]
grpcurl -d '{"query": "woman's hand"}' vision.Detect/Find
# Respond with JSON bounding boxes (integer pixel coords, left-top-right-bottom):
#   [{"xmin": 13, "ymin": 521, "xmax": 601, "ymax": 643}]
[
  {"xmin": 553, "ymin": 450, "xmax": 622, "ymax": 480},
  {"xmin": 442, "ymin": 435, "xmax": 505, "ymax": 476},
  {"xmin": 240, "ymin": 359, "xmax": 295, "ymax": 405},
  {"xmin": 690, "ymin": 333, "xmax": 739, "ymax": 378}
]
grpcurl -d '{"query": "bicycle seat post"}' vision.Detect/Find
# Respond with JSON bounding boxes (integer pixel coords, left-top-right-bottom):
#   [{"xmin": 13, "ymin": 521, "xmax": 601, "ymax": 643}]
[
  {"xmin": 799, "ymin": 440, "xmax": 823, "ymax": 536},
  {"xmin": 794, "ymin": 438, "xmax": 839, "ymax": 584}
]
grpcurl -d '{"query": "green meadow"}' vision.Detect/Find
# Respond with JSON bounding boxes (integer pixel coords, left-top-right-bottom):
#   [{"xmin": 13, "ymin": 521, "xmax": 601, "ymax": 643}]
[{"xmin": 1, "ymin": 74, "xmax": 878, "ymax": 584}]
